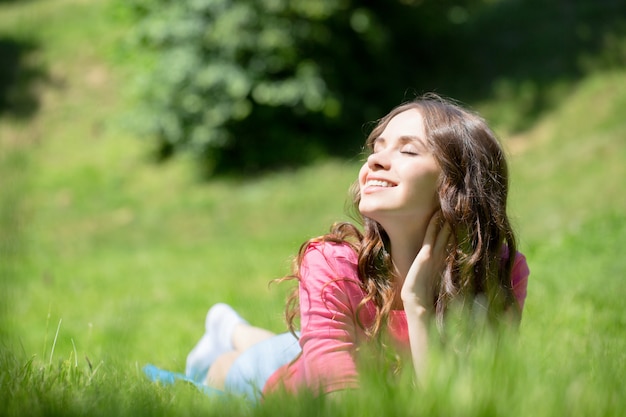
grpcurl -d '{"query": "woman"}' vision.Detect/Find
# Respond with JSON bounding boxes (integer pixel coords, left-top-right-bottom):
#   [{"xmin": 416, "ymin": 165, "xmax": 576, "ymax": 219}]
[{"xmin": 160, "ymin": 94, "xmax": 529, "ymax": 401}]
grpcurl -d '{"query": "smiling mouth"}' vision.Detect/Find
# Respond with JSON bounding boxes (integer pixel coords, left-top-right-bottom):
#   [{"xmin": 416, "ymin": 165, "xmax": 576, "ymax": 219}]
[{"xmin": 365, "ymin": 179, "xmax": 396, "ymax": 188}]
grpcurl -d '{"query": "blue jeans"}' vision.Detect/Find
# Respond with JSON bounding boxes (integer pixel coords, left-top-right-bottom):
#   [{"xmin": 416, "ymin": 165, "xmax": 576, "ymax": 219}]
[{"xmin": 224, "ymin": 332, "xmax": 301, "ymax": 402}]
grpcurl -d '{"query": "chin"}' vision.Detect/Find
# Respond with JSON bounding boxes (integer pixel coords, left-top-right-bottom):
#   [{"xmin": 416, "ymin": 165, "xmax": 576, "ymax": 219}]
[
  {"xmin": 358, "ymin": 203, "xmax": 375, "ymax": 218},
  {"xmin": 358, "ymin": 207, "xmax": 385, "ymax": 224}
]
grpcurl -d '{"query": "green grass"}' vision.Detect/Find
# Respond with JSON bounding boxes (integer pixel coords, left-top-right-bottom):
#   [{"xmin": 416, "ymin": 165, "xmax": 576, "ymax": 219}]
[{"xmin": 1, "ymin": 0, "xmax": 626, "ymax": 416}]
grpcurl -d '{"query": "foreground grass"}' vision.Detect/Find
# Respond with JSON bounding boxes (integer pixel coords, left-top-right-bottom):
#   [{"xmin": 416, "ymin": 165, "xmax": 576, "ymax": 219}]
[{"xmin": 1, "ymin": 0, "xmax": 626, "ymax": 416}]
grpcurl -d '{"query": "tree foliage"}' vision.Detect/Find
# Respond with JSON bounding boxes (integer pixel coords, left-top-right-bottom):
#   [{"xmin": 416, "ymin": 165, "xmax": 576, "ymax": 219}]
[{"xmin": 119, "ymin": 0, "xmax": 626, "ymax": 175}]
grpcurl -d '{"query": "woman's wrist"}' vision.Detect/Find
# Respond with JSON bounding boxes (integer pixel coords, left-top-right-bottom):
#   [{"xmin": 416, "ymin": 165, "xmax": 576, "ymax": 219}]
[
  {"xmin": 401, "ymin": 296, "xmax": 433, "ymax": 317},
  {"xmin": 401, "ymin": 284, "xmax": 433, "ymax": 308}
]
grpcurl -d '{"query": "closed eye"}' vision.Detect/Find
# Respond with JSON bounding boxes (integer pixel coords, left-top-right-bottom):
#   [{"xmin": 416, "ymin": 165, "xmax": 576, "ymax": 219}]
[{"xmin": 400, "ymin": 146, "xmax": 419, "ymax": 155}]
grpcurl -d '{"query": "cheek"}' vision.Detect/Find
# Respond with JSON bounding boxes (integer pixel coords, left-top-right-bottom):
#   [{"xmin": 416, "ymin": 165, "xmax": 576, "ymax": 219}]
[
  {"xmin": 428, "ymin": 172, "xmax": 442, "ymax": 201},
  {"xmin": 412, "ymin": 170, "xmax": 441, "ymax": 205},
  {"xmin": 429, "ymin": 170, "xmax": 442, "ymax": 195},
  {"xmin": 357, "ymin": 163, "xmax": 368, "ymax": 186}
]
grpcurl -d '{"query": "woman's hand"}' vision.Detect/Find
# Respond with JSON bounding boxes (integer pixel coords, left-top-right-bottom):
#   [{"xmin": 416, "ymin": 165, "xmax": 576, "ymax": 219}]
[
  {"xmin": 401, "ymin": 210, "xmax": 452, "ymax": 384},
  {"xmin": 401, "ymin": 210, "xmax": 452, "ymax": 309}
]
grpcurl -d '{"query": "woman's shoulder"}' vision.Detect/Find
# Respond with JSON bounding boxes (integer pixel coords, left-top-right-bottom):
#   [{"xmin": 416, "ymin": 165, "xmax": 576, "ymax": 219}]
[
  {"xmin": 303, "ymin": 239, "xmax": 359, "ymax": 262},
  {"xmin": 511, "ymin": 251, "xmax": 529, "ymax": 280},
  {"xmin": 299, "ymin": 240, "xmax": 360, "ymax": 285},
  {"xmin": 501, "ymin": 247, "xmax": 529, "ymax": 275},
  {"xmin": 510, "ymin": 251, "xmax": 529, "ymax": 310}
]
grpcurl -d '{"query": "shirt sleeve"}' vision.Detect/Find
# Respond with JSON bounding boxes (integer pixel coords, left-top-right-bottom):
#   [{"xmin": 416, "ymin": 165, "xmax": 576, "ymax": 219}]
[
  {"xmin": 297, "ymin": 241, "xmax": 364, "ymax": 394},
  {"xmin": 511, "ymin": 252, "xmax": 530, "ymax": 311}
]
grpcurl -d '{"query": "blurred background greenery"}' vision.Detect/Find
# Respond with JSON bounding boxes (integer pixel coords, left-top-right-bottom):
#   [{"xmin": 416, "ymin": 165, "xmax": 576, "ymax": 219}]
[
  {"xmin": 1, "ymin": 0, "xmax": 626, "ymax": 416},
  {"xmin": 119, "ymin": 0, "xmax": 626, "ymax": 174}
]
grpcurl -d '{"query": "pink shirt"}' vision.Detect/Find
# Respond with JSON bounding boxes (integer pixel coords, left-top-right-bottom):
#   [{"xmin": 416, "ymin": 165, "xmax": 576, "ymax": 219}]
[{"xmin": 264, "ymin": 241, "xmax": 529, "ymax": 396}]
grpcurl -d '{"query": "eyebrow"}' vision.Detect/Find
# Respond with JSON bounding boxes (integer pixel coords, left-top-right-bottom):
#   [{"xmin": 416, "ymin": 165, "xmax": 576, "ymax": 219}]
[
  {"xmin": 372, "ymin": 135, "xmax": 427, "ymax": 147},
  {"xmin": 399, "ymin": 135, "xmax": 426, "ymax": 146}
]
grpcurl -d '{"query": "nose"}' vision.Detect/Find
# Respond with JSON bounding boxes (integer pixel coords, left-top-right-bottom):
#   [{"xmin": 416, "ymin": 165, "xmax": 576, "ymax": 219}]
[{"xmin": 367, "ymin": 150, "xmax": 390, "ymax": 171}]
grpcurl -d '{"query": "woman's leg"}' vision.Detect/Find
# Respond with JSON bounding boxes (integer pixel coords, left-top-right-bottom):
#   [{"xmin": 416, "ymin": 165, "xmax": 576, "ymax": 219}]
[
  {"xmin": 206, "ymin": 351, "xmax": 240, "ymax": 390},
  {"xmin": 232, "ymin": 323, "xmax": 276, "ymax": 351},
  {"xmin": 218, "ymin": 332, "xmax": 301, "ymax": 402},
  {"xmin": 186, "ymin": 304, "xmax": 249, "ymax": 381},
  {"xmin": 205, "ymin": 322, "xmax": 276, "ymax": 390}
]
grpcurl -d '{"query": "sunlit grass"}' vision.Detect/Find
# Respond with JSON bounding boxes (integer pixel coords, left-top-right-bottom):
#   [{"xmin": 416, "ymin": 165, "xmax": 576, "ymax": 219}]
[{"xmin": 1, "ymin": 0, "xmax": 626, "ymax": 415}]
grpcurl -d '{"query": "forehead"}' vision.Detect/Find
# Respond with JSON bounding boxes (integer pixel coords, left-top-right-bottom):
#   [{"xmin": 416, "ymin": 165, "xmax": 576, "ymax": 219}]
[{"xmin": 379, "ymin": 109, "xmax": 426, "ymax": 139}]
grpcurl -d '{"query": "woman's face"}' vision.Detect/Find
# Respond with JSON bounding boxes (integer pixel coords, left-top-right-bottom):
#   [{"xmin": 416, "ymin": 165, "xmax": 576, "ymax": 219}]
[{"xmin": 358, "ymin": 109, "xmax": 441, "ymax": 227}]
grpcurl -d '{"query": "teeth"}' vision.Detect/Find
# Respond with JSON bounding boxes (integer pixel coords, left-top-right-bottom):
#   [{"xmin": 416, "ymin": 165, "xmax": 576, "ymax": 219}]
[{"xmin": 366, "ymin": 180, "xmax": 394, "ymax": 187}]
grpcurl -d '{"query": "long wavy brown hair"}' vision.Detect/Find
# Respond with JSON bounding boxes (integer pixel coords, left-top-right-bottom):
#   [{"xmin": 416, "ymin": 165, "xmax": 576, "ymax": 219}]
[{"xmin": 280, "ymin": 94, "xmax": 519, "ymax": 338}]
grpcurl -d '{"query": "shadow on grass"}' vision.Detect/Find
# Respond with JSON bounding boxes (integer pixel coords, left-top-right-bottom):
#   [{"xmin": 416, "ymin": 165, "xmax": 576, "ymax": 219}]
[
  {"xmin": 0, "ymin": 36, "xmax": 48, "ymax": 120},
  {"xmin": 0, "ymin": 0, "xmax": 38, "ymax": 4},
  {"xmin": 450, "ymin": 0, "xmax": 626, "ymax": 128}
]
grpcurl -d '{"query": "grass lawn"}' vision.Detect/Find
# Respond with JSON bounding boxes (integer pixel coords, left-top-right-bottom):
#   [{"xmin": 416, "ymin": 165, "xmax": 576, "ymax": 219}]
[{"xmin": 1, "ymin": 1, "xmax": 626, "ymax": 416}]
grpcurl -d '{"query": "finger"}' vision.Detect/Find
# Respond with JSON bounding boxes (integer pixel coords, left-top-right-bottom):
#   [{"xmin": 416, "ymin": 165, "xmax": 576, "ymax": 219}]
[
  {"xmin": 422, "ymin": 210, "xmax": 443, "ymax": 248},
  {"xmin": 433, "ymin": 221, "xmax": 452, "ymax": 254}
]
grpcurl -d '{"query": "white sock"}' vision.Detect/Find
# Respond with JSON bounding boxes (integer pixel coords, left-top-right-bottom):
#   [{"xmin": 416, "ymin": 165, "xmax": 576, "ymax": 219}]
[{"xmin": 185, "ymin": 303, "xmax": 247, "ymax": 382}]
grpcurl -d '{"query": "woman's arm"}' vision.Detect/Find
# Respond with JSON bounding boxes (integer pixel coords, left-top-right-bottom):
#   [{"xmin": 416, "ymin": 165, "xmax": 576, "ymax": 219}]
[
  {"xmin": 400, "ymin": 212, "xmax": 451, "ymax": 384},
  {"xmin": 297, "ymin": 242, "xmax": 364, "ymax": 394}
]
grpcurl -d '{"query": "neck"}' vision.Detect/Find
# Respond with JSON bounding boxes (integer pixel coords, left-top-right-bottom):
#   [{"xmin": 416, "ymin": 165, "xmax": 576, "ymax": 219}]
[
  {"xmin": 384, "ymin": 229, "xmax": 424, "ymax": 311},
  {"xmin": 383, "ymin": 218, "xmax": 429, "ymax": 287}
]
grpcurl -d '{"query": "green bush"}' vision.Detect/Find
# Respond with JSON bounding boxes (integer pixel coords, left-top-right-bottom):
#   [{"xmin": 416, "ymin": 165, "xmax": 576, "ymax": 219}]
[{"xmin": 120, "ymin": 0, "xmax": 355, "ymax": 174}]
